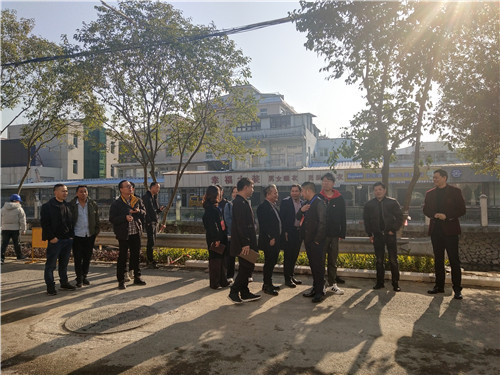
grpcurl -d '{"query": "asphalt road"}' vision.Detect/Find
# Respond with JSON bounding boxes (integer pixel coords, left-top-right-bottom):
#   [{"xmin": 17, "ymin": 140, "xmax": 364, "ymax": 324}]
[{"xmin": 1, "ymin": 260, "xmax": 499, "ymax": 375}]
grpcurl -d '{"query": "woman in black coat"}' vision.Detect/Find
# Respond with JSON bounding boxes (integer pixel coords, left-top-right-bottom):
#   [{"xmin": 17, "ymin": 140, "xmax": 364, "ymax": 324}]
[{"xmin": 202, "ymin": 185, "xmax": 229, "ymax": 289}]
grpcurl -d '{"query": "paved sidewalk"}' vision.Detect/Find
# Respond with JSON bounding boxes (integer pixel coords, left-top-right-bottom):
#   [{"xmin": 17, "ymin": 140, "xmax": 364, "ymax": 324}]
[{"xmin": 1, "ymin": 260, "xmax": 499, "ymax": 375}]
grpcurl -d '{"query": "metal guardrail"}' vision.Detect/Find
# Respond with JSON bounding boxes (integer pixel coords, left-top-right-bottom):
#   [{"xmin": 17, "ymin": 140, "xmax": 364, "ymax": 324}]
[{"xmin": 20, "ymin": 231, "xmax": 433, "ymax": 256}]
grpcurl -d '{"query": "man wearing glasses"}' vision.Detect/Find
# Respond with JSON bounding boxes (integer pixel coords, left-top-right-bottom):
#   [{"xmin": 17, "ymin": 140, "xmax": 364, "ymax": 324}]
[{"xmin": 109, "ymin": 180, "xmax": 147, "ymax": 290}]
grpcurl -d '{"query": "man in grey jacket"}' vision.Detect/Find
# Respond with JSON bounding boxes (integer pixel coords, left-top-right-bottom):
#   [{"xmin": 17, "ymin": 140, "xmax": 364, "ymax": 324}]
[{"xmin": 1, "ymin": 194, "xmax": 27, "ymax": 263}]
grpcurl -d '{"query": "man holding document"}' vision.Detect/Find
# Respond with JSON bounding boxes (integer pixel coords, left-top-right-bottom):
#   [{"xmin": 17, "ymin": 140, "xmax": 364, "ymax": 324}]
[{"xmin": 228, "ymin": 177, "xmax": 261, "ymax": 304}]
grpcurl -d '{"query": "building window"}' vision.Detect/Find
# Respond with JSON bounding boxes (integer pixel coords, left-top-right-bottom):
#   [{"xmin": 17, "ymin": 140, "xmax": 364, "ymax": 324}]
[
  {"xmin": 73, "ymin": 134, "xmax": 78, "ymax": 148},
  {"xmin": 236, "ymin": 121, "xmax": 261, "ymax": 132},
  {"xmin": 73, "ymin": 160, "xmax": 78, "ymax": 174},
  {"xmin": 270, "ymin": 115, "xmax": 291, "ymax": 129},
  {"xmin": 206, "ymin": 151, "xmax": 213, "ymax": 159},
  {"xmin": 110, "ymin": 141, "xmax": 116, "ymax": 154},
  {"xmin": 259, "ymin": 108, "xmax": 267, "ymax": 117},
  {"xmin": 110, "ymin": 166, "xmax": 114, "ymax": 177}
]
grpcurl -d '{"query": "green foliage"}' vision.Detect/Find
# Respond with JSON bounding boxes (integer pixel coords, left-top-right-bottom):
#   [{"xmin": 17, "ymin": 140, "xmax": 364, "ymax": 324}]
[
  {"xmin": 150, "ymin": 247, "xmax": 436, "ymax": 273},
  {"xmin": 293, "ymin": 1, "xmax": 500, "ymax": 185},
  {"xmin": 293, "ymin": 2, "xmax": 419, "ymax": 188},
  {"xmin": 431, "ymin": 3, "xmax": 500, "ymax": 178},
  {"xmin": 1, "ymin": 9, "xmax": 98, "ymax": 193},
  {"xmin": 73, "ymin": 0, "xmax": 258, "ymax": 192}
]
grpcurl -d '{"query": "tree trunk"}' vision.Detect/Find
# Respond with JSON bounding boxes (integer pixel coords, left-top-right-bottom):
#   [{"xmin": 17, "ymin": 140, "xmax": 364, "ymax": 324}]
[{"xmin": 17, "ymin": 149, "xmax": 34, "ymax": 195}]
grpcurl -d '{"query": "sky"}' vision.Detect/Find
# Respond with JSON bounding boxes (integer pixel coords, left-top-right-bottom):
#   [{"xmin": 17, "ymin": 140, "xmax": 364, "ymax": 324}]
[{"xmin": 2, "ymin": 0, "xmax": 367, "ymax": 138}]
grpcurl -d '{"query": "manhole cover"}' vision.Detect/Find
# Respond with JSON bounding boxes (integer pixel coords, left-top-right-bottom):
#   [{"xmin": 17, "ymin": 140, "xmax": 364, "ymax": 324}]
[{"xmin": 64, "ymin": 303, "xmax": 158, "ymax": 334}]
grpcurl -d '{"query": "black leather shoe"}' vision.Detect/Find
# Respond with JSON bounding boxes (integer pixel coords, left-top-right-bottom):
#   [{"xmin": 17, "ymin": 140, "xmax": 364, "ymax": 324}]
[
  {"xmin": 428, "ymin": 287, "xmax": 445, "ymax": 294},
  {"xmin": 373, "ymin": 284, "xmax": 385, "ymax": 290},
  {"xmin": 60, "ymin": 282, "xmax": 76, "ymax": 290},
  {"xmin": 303, "ymin": 289, "xmax": 315, "ymax": 298},
  {"xmin": 83, "ymin": 278, "xmax": 90, "ymax": 285},
  {"xmin": 291, "ymin": 277, "xmax": 303, "ymax": 285},
  {"xmin": 285, "ymin": 280, "xmax": 297, "ymax": 288},
  {"xmin": 263, "ymin": 287, "xmax": 279, "ymax": 296},
  {"xmin": 271, "ymin": 284, "xmax": 280, "ymax": 291},
  {"xmin": 134, "ymin": 278, "xmax": 147, "ymax": 285},
  {"xmin": 393, "ymin": 285, "xmax": 401, "ymax": 292},
  {"xmin": 312, "ymin": 294, "xmax": 325, "ymax": 303},
  {"xmin": 335, "ymin": 277, "xmax": 345, "ymax": 284},
  {"xmin": 454, "ymin": 293, "xmax": 463, "ymax": 300},
  {"xmin": 118, "ymin": 282, "xmax": 126, "ymax": 290}
]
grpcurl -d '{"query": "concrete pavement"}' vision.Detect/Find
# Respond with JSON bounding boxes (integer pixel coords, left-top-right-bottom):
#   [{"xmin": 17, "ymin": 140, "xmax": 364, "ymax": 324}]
[{"xmin": 1, "ymin": 260, "xmax": 499, "ymax": 375}]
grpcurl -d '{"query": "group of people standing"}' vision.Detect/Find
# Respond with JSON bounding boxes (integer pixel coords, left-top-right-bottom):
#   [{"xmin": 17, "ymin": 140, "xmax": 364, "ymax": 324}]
[
  {"xmin": 1, "ymin": 168, "xmax": 465, "ymax": 302},
  {"xmin": 202, "ymin": 169, "xmax": 466, "ymax": 304},
  {"xmin": 37, "ymin": 181, "xmax": 164, "ymax": 295}
]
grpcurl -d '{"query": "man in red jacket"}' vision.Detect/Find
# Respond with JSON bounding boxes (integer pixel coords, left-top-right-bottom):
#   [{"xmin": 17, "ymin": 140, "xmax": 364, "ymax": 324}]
[{"xmin": 423, "ymin": 169, "xmax": 466, "ymax": 300}]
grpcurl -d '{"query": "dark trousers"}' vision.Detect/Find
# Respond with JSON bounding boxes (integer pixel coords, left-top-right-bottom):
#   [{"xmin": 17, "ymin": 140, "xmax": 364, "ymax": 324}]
[
  {"xmin": 262, "ymin": 243, "xmax": 280, "ymax": 286},
  {"xmin": 208, "ymin": 249, "xmax": 228, "ymax": 289},
  {"xmin": 1, "ymin": 230, "xmax": 23, "ymax": 259},
  {"xmin": 225, "ymin": 240, "xmax": 235, "ymax": 278},
  {"xmin": 145, "ymin": 223, "xmax": 157, "ymax": 263},
  {"xmin": 373, "ymin": 233, "xmax": 400, "ymax": 286},
  {"xmin": 283, "ymin": 228, "xmax": 301, "ymax": 280},
  {"xmin": 117, "ymin": 234, "xmax": 141, "ymax": 282},
  {"xmin": 431, "ymin": 233, "xmax": 461, "ymax": 292},
  {"xmin": 73, "ymin": 235, "xmax": 96, "ymax": 282},
  {"xmin": 324, "ymin": 236, "xmax": 340, "ymax": 285},
  {"xmin": 44, "ymin": 238, "xmax": 73, "ymax": 286},
  {"xmin": 230, "ymin": 256, "xmax": 255, "ymax": 296},
  {"xmin": 305, "ymin": 241, "xmax": 325, "ymax": 296}
]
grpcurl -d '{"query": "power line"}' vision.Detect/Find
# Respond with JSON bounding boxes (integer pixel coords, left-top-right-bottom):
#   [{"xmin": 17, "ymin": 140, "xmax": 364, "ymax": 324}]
[{"xmin": 1, "ymin": 16, "xmax": 295, "ymax": 68}]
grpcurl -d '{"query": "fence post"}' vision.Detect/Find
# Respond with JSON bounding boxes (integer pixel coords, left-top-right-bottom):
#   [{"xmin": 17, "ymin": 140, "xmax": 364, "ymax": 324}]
[{"xmin": 480, "ymin": 194, "xmax": 488, "ymax": 227}]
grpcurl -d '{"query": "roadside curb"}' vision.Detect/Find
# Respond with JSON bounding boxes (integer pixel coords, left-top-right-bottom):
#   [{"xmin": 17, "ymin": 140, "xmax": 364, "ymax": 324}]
[{"xmin": 185, "ymin": 260, "xmax": 500, "ymax": 289}]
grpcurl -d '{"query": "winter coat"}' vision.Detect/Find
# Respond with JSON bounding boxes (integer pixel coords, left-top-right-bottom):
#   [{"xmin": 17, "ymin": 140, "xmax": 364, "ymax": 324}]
[
  {"xmin": 1, "ymin": 202, "xmax": 27, "ymax": 232},
  {"xmin": 363, "ymin": 196, "xmax": 403, "ymax": 236},
  {"xmin": 41, "ymin": 198, "xmax": 74, "ymax": 241},
  {"xmin": 319, "ymin": 190, "xmax": 346, "ymax": 239}
]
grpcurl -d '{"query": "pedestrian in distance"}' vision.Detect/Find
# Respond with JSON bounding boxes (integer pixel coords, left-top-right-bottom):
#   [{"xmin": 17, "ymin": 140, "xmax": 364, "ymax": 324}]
[
  {"xmin": 1, "ymin": 194, "xmax": 27, "ymax": 263},
  {"xmin": 70, "ymin": 185, "xmax": 100, "ymax": 287},
  {"xmin": 279, "ymin": 184, "xmax": 304, "ymax": 288},
  {"xmin": 296, "ymin": 181, "xmax": 327, "ymax": 303},
  {"xmin": 202, "ymin": 185, "xmax": 229, "ymax": 289},
  {"xmin": 423, "ymin": 169, "xmax": 466, "ymax": 300},
  {"xmin": 257, "ymin": 184, "xmax": 282, "ymax": 296},
  {"xmin": 109, "ymin": 180, "xmax": 147, "ymax": 290},
  {"xmin": 41, "ymin": 184, "xmax": 76, "ymax": 295},
  {"xmin": 363, "ymin": 182, "xmax": 404, "ymax": 292}
]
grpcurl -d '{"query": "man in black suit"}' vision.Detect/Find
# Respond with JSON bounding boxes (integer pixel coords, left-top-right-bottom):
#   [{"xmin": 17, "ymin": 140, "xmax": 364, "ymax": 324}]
[
  {"xmin": 296, "ymin": 182, "xmax": 327, "ymax": 303},
  {"xmin": 257, "ymin": 184, "xmax": 282, "ymax": 296},
  {"xmin": 423, "ymin": 169, "xmax": 466, "ymax": 299},
  {"xmin": 228, "ymin": 177, "xmax": 261, "ymax": 304},
  {"xmin": 280, "ymin": 184, "xmax": 304, "ymax": 288}
]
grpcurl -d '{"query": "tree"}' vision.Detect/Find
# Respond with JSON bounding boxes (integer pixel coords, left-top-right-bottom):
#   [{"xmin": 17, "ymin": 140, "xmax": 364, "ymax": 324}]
[
  {"xmin": 1, "ymin": 9, "xmax": 94, "ymax": 194},
  {"xmin": 294, "ymin": 1, "xmax": 419, "ymax": 190},
  {"xmin": 432, "ymin": 2, "xmax": 500, "ymax": 177},
  {"xmin": 73, "ymin": 0, "xmax": 259, "ymax": 219}
]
